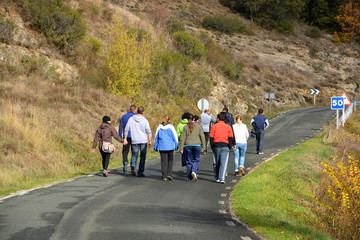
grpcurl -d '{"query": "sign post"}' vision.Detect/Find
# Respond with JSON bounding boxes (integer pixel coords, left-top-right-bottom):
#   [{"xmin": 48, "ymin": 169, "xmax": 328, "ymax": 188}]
[
  {"xmin": 310, "ymin": 89, "xmax": 320, "ymax": 107},
  {"xmin": 265, "ymin": 93, "xmax": 275, "ymax": 114},
  {"xmin": 331, "ymin": 96, "xmax": 344, "ymax": 130},
  {"xmin": 197, "ymin": 98, "xmax": 209, "ymax": 112},
  {"xmin": 340, "ymin": 92, "xmax": 352, "ymax": 126}
]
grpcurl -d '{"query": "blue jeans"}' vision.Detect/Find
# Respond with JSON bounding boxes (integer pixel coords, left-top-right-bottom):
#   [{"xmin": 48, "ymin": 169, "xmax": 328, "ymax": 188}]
[
  {"xmin": 233, "ymin": 143, "xmax": 247, "ymax": 169},
  {"xmin": 255, "ymin": 130, "xmax": 265, "ymax": 153},
  {"xmin": 212, "ymin": 147, "xmax": 229, "ymax": 182},
  {"xmin": 131, "ymin": 143, "xmax": 147, "ymax": 175},
  {"xmin": 184, "ymin": 146, "xmax": 201, "ymax": 180}
]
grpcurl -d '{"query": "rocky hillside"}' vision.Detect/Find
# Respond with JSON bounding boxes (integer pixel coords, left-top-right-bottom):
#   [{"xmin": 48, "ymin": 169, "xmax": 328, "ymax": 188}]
[
  {"xmin": 113, "ymin": 0, "xmax": 360, "ymax": 113},
  {"xmin": 1, "ymin": 0, "xmax": 359, "ymax": 115}
]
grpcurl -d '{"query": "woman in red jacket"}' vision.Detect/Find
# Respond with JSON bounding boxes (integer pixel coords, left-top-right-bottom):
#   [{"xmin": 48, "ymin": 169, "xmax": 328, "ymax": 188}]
[{"xmin": 210, "ymin": 112, "xmax": 234, "ymax": 184}]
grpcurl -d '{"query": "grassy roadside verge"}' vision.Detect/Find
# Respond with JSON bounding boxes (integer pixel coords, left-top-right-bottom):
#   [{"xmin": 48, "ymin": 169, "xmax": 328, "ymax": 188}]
[{"xmin": 231, "ymin": 134, "xmax": 333, "ymax": 240}]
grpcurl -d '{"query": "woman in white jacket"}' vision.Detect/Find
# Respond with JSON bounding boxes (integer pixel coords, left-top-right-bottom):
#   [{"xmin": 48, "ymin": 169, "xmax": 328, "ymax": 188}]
[{"xmin": 232, "ymin": 115, "xmax": 249, "ymax": 176}]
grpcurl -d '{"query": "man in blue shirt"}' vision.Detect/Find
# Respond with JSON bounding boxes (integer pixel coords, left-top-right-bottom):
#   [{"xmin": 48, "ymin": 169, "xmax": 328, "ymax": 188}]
[
  {"xmin": 200, "ymin": 108, "xmax": 215, "ymax": 154},
  {"xmin": 119, "ymin": 104, "xmax": 136, "ymax": 173},
  {"xmin": 251, "ymin": 108, "xmax": 269, "ymax": 155}
]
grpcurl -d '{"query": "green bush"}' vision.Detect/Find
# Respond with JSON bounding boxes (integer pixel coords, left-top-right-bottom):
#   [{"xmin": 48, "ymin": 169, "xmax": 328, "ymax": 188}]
[
  {"xmin": 173, "ymin": 31, "xmax": 205, "ymax": 59},
  {"xmin": 309, "ymin": 46, "xmax": 319, "ymax": 57},
  {"xmin": 154, "ymin": 51, "xmax": 191, "ymax": 74},
  {"xmin": 202, "ymin": 15, "xmax": 253, "ymax": 35},
  {"xmin": 218, "ymin": 61, "xmax": 243, "ymax": 82},
  {"xmin": 166, "ymin": 17, "xmax": 185, "ymax": 34},
  {"xmin": 28, "ymin": 0, "xmax": 86, "ymax": 51},
  {"xmin": 256, "ymin": 17, "xmax": 294, "ymax": 35},
  {"xmin": 305, "ymin": 26, "xmax": 321, "ymax": 38},
  {"xmin": 0, "ymin": 12, "xmax": 15, "ymax": 44},
  {"xmin": 88, "ymin": 38, "xmax": 102, "ymax": 54}
]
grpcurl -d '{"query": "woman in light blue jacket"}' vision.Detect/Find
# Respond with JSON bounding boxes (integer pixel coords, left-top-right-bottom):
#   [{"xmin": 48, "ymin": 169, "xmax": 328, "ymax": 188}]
[{"xmin": 154, "ymin": 116, "xmax": 178, "ymax": 181}]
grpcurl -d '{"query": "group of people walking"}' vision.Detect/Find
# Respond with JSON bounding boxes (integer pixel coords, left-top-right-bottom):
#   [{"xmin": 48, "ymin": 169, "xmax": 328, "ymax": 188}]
[{"xmin": 92, "ymin": 105, "xmax": 269, "ymax": 183}]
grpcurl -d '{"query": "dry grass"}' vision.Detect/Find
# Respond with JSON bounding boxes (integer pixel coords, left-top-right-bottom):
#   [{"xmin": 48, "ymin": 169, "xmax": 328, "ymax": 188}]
[{"xmin": 0, "ymin": 61, "xmax": 131, "ymax": 195}]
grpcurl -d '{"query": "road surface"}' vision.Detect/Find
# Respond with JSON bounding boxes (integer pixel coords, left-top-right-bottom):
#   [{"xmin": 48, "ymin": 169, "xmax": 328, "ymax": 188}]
[{"xmin": 0, "ymin": 107, "xmax": 335, "ymax": 240}]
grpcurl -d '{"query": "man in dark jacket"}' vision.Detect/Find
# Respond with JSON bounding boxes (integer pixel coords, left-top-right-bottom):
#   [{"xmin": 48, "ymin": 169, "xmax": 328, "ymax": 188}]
[
  {"xmin": 251, "ymin": 108, "xmax": 269, "ymax": 155},
  {"xmin": 221, "ymin": 106, "xmax": 235, "ymax": 126},
  {"xmin": 119, "ymin": 104, "xmax": 136, "ymax": 173}
]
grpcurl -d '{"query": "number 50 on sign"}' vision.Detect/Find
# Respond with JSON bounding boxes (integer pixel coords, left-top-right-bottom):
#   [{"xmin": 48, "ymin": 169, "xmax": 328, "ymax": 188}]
[{"xmin": 331, "ymin": 97, "xmax": 344, "ymax": 110}]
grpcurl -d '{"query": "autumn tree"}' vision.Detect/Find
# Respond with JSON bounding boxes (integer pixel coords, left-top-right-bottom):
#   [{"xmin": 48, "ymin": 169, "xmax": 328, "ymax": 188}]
[
  {"xmin": 335, "ymin": 0, "xmax": 360, "ymax": 42},
  {"xmin": 104, "ymin": 19, "xmax": 158, "ymax": 97}
]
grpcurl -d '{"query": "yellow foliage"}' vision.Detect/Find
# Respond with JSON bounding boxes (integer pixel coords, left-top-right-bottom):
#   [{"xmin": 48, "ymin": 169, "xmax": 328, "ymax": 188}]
[
  {"xmin": 315, "ymin": 155, "xmax": 360, "ymax": 238},
  {"xmin": 103, "ymin": 18, "xmax": 159, "ymax": 98}
]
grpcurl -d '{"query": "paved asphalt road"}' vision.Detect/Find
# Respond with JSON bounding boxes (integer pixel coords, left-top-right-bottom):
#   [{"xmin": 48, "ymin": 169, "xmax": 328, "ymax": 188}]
[{"xmin": 0, "ymin": 107, "xmax": 335, "ymax": 240}]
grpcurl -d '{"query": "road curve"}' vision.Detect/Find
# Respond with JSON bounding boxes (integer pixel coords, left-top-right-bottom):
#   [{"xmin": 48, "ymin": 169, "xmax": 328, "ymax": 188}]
[{"xmin": 0, "ymin": 107, "xmax": 335, "ymax": 240}]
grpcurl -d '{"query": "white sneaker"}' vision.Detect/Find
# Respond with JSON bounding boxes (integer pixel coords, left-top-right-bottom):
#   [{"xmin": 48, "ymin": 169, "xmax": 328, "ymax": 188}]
[
  {"xmin": 191, "ymin": 172, "xmax": 198, "ymax": 181},
  {"xmin": 216, "ymin": 179, "xmax": 220, "ymax": 183}
]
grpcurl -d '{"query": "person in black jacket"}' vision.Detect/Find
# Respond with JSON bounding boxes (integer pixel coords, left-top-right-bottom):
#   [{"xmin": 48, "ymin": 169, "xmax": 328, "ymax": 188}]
[
  {"xmin": 251, "ymin": 108, "xmax": 269, "ymax": 155},
  {"xmin": 221, "ymin": 106, "xmax": 235, "ymax": 126}
]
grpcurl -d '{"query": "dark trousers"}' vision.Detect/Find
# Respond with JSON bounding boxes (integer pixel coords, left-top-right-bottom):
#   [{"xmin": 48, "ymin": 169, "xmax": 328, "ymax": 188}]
[
  {"xmin": 255, "ymin": 130, "xmax": 265, "ymax": 152},
  {"xmin": 181, "ymin": 150, "xmax": 187, "ymax": 167},
  {"xmin": 204, "ymin": 132, "xmax": 210, "ymax": 153},
  {"xmin": 122, "ymin": 137, "xmax": 132, "ymax": 165},
  {"xmin": 160, "ymin": 150, "xmax": 174, "ymax": 178},
  {"xmin": 99, "ymin": 148, "xmax": 111, "ymax": 170}
]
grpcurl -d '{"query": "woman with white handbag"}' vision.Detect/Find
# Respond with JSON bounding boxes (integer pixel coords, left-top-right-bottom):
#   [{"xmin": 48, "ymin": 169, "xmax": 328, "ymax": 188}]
[{"xmin": 92, "ymin": 116, "xmax": 124, "ymax": 177}]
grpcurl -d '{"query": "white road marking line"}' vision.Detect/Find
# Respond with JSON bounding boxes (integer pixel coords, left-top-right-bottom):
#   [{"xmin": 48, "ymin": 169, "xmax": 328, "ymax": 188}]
[
  {"xmin": 231, "ymin": 180, "xmax": 237, "ymax": 183},
  {"xmin": 17, "ymin": 191, "xmax": 29, "ymax": 196},
  {"xmin": 254, "ymin": 162, "xmax": 259, "ymax": 165},
  {"xmin": 66, "ymin": 179, "xmax": 74, "ymax": 182},
  {"xmin": 87, "ymin": 174, "xmax": 94, "ymax": 177},
  {"xmin": 226, "ymin": 186, "xmax": 231, "ymax": 190},
  {"xmin": 226, "ymin": 221, "xmax": 236, "ymax": 226},
  {"xmin": 218, "ymin": 201, "xmax": 225, "ymax": 205},
  {"xmin": 246, "ymin": 167, "xmax": 251, "ymax": 171},
  {"xmin": 241, "ymin": 237, "xmax": 252, "ymax": 240},
  {"xmin": 219, "ymin": 209, "xmax": 227, "ymax": 214},
  {"xmin": 262, "ymin": 158, "xmax": 267, "ymax": 160},
  {"xmin": 221, "ymin": 193, "xmax": 227, "ymax": 197}
]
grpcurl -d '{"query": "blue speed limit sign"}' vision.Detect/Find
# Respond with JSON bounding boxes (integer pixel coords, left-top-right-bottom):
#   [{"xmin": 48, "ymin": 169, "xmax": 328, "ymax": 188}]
[{"xmin": 331, "ymin": 97, "xmax": 344, "ymax": 110}]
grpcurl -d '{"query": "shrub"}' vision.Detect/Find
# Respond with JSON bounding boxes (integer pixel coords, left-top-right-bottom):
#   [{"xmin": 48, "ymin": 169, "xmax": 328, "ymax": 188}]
[
  {"xmin": 88, "ymin": 38, "xmax": 102, "ymax": 54},
  {"xmin": 173, "ymin": 31, "xmax": 205, "ymax": 59},
  {"xmin": 90, "ymin": 3, "xmax": 100, "ymax": 15},
  {"xmin": 166, "ymin": 17, "xmax": 185, "ymax": 34},
  {"xmin": 154, "ymin": 51, "xmax": 191, "ymax": 74},
  {"xmin": 313, "ymin": 115, "xmax": 360, "ymax": 239},
  {"xmin": 305, "ymin": 26, "xmax": 321, "ymax": 38},
  {"xmin": 218, "ymin": 61, "xmax": 243, "ymax": 82},
  {"xmin": 127, "ymin": 28, "xmax": 150, "ymax": 42},
  {"xmin": 104, "ymin": 19, "xmax": 158, "ymax": 97},
  {"xmin": 202, "ymin": 14, "xmax": 253, "ymax": 35},
  {"xmin": 0, "ymin": 12, "xmax": 15, "ymax": 44},
  {"xmin": 28, "ymin": 0, "xmax": 86, "ymax": 51},
  {"xmin": 309, "ymin": 46, "xmax": 318, "ymax": 58}
]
